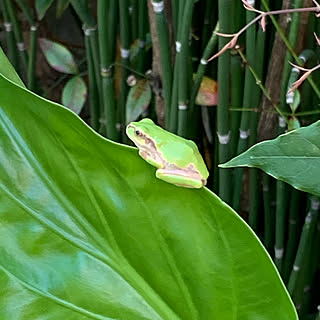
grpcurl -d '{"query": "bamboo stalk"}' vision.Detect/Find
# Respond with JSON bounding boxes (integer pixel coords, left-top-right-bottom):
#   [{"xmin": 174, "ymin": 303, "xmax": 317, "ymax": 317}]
[
  {"xmin": 85, "ymin": 35, "xmax": 100, "ymax": 131},
  {"xmin": 151, "ymin": 0, "xmax": 173, "ymax": 128},
  {"xmin": 176, "ymin": 0, "xmax": 195, "ymax": 138},
  {"xmin": 0, "ymin": 0, "xmax": 19, "ymax": 70},
  {"xmin": 137, "ymin": 0, "xmax": 147, "ymax": 73},
  {"xmin": 98, "ymin": 0, "xmax": 118, "ymax": 140},
  {"xmin": 262, "ymin": 174, "xmax": 275, "ymax": 254},
  {"xmin": 70, "ymin": 0, "xmax": 102, "ymax": 105},
  {"xmin": 287, "ymin": 196, "xmax": 320, "ymax": 295},
  {"xmin": 118, "ymin": 0, "xmax": 131, "ymax": 139},
  {"xmin": 217, "ymin": 0, "xmax": 232, "ymax": 203},
  {"xmin": 14, "ymin": 0, "xmax": 37, "ymax": 91},
  {"xmin": 189, "ymin": 22, "xmax": 219, "ymax": 112},
  {"xmin": 5, "ymin": 0, "xmax": 28, "ymax": 75},
  {"xmin": 282, "ymin": 189, "xmax": 302, "ymax": 283},
  {"xmin": 232, "ymin": 5, "xmax": 257, "ymax": 211}
]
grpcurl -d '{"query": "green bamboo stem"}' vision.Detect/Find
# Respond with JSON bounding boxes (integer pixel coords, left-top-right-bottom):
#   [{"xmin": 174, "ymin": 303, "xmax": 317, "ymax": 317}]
[
  {"xmin": 262, "ymin": 174, "xmax": 275, "ymax": 254},
  {"xmin": 14, "ymin": 0, "xmax": 38, "ymax": 91},
  {"xmin": 70, "ymin": 0, "xmax": 102, "ymax": 106},
  {"xmin": 27, "ymin": 24, "xmax": 37, "ymax": 91},
  {"xmin": 189, "ymin": 22, "xmax": 219, "ymax": 112},
  {"xmin": 274, "ymin": 180, "xmax": 289, "ymax": 272},
  {"xmin": 14, "ymin": 0, "xmax": 34, "ymax": 25},
  {"xmin": 282, "ymin": 189, "xmax": 302, "ymax": 283},
  {"xmin": 137, "ymin": 0, "xmax": 147, "ymax": 73},
  {"xmin": 5, "ymin": 0, "xmax": 28, "ymax": 74},
  {"xmin": 119, "ymin": 0, "xmax": 130, "ymax": 139},
  {"xmin": 287, "ymin": 196, "xmax": 320, "ymax": 295},
  {"xmin": 176, "ymin": 0, "xmax": 194, "ymax": 137},
  {"xmin": 248, "ymin": 4, "xmax": 268, "ymax": 232},
  {"xmin": 230, "ymin": 55, "xmax": 244, "ymax": 157},
  {"xmin": 0, "ymin": 0, "xmax": 19, "ymax": 70},
  {"xmin": 98, "ymin": 0, "xmax": 118, "ymax": 141},
  {"xmin": 217, "ymin": 0, "xmax": 232, "ymax": 204},
  {"xmin": 232, "ymin": 7, "xmax": 256, "ymax": 211},
  {"xmin": 130, "ymin": 0, "xmax": 138, "ymax": 42},
  {"xmin": 299, "ymin": 219, "xmax": 320, "ymax": 316},
  {"xmin": 85, "ymin": 35, "xmax": 100, "ymax": 131},
  {"xmin": 169, "ymin": 2, "xmax": 184, "ymax": 133},
  {"xmin": 200, "ymin": 0, "xmax": 215, "ymax": 52},
  {"xmin": 151, "ymin": 0, "xmax": 173, "ymax": 128},
  {"xmin": 108, "ymin": 0, "xmax": 118, "ymax": 65},
  {"xmin": 171, "ymin": 1, "xmax": 179, "ymax": 39}
]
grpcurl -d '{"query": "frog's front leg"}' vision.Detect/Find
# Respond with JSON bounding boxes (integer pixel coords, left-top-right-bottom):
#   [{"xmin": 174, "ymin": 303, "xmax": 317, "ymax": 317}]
[{"xmin": 155, "ymin": 169, "xmax": 205, "ymax": 189}]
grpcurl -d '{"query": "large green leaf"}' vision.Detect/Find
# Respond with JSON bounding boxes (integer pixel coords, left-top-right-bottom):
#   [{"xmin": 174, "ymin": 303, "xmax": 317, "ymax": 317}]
[
  {"xmin": 220, "ymin": 121, "xmax": 320, "ymax": 197},
  {"xmin": 0, "ymin": 72, "xmax": 297, "ymax": 317}
]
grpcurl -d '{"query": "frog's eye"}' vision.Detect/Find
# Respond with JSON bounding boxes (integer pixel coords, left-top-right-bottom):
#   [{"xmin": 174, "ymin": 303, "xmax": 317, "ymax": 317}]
[{"xmin": 135, "ymin": 130, "xmax": 141, "ymax": 136}]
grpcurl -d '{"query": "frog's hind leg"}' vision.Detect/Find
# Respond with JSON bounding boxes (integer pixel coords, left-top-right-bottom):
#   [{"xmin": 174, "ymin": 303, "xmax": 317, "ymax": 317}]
[{"xmin": 156, "ymin": 169, "xmax": 204, "ymax": 189}]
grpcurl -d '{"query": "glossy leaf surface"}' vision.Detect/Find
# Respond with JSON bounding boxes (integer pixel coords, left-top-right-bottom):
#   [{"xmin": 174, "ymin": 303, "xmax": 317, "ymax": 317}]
[
  {"xmin": 221, "ymin": 121, "xmax": 320, "ymax": 197},
  {"xmin": 39, "ymin": 38, "xmax": 78, "ymax": 74},
  {"xmin": 126, "ymin": 79, "xmax": 151, "ymax": 124},
  {"xmin": 0, "ymin": 68, "xmax": 297, "ymax": 318},
  {"xmin": 36, "ymin": 0, "xmax": 55, "ymax": 20},
  {"xmin": 62, "ymin": 75, "xmax": 87, "ymax": 114}
]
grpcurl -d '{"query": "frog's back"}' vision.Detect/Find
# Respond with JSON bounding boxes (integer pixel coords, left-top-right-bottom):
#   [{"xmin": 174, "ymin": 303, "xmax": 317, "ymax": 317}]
[{"xmin": 158, "ymin": 137, "xmax": 209, "ymax": 178}]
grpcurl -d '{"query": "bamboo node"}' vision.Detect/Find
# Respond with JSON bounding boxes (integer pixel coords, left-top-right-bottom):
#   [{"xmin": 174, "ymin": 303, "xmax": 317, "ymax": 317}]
[
  {"xmin": 101, "ymin": 67, "xmax": 112, "ymax": 77},
  {"xmin": 30, "ymin": 24, "xmax": 38, "ymax": 32},
  {"xmin": 200, "ymin": 59, "xmax": 208, "ymax": 65},
  {"xmin": 120, "ymin": 48, "xmax": 130, "ymax": 59},
  {"xmin": 217, "ymin": 132, "xmax": 231, "ymax": 145},
  {"xmin": 82, "ymin": 25, "xmax": 97, "ymax": 36},
  {"xmin": 274, "ymin": 247, "xmax": 283, "ymax": 259},
  {"xmin": 178, "ymin": 104, "xmax": 188, "ymax": 111},
  {"xmin": 278, "ymin": 116, "xmax": 286, "ymax": 128},
  {"xmin": 286, "ymin": 91, "xmax": 294, "ymax": 104},
  {"xmin": 151, "ymin": 1, "xmax": 164, "ymax": 13},
  {"xmin": 305, "ymin": 212, "xmax": 313, "ymax": 223},
  {"xmin": 293, "ymin": 264, "xmax": 300, "ymax": 272},
  {"xmin": 239, "ymin": 129, "xmax": 250, "ymax": 139},
  {"xmin": 17, "ymin": 42, "xmax": 25, "ymax": 51},
  {"xmin": 175, "ymin": 41, "xmax": 182, "ymax": 53},
  {"xmin": 4, "ymin": 22, "xmax": 12, "ymax": 32},
  {"xmin": 99, "ymin": 118, "xmax": 107, "ymax": 125},
  {"xmin": 116, "ymin": 123, "xmax": 121, "ymax": 131},
  {"xmin": 127, "ymin": 75, "xmax": 137, "ymax": 87},
  {"xmin": 311, "ymin": 199, "xmax": 320, "ymax": 210}
]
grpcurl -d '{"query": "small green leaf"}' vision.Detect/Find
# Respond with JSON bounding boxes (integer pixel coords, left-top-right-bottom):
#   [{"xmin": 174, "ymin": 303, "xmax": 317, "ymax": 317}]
[
  {"xmin": 56, "ymin": 0, "xmax": 70, "ymax": 18},
  {"xmin": 62, "ymin": 76, "xmax": 87, "ymax": 114},
  {"xmin": 39, "ymin": 38, "xmax": 78, "ymax": 74},
  {"xmin": 290, "ymin": 90, "xmax": 300, "ymax": 113},
  {"xmin": 288, "ymin": 117, "xmax": 300, "ymax": 131},
  {"xmin": 126, "ymin": 79, "xmax": 151, "ymax": 123},
  {"xmin": 220, "ymin": 121, "xmax": 320, "ymax": 197},
  {"xmin": 36, "ymin": 0, "xmax": 55, "ymax": 20}
]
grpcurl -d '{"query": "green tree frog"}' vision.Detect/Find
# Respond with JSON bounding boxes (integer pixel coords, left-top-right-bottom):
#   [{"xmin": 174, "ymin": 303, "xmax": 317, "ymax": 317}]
[{"xmin": 126, "ymin": 118, "xmax": 209, "ymax": 188}]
